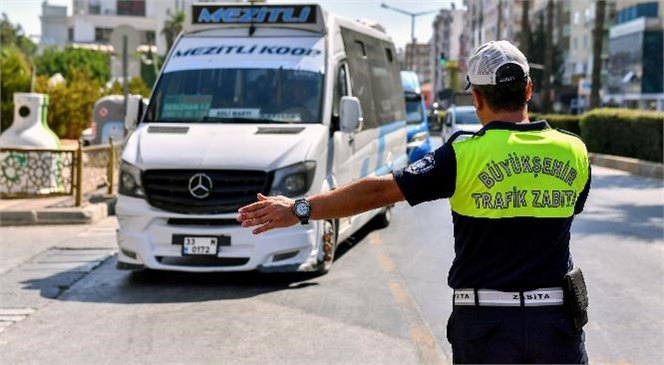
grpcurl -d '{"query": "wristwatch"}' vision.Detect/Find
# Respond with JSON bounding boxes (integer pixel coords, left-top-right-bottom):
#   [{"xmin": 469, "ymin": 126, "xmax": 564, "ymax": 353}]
[{"xmin": 292, "ymin": 198, "xmax": 311, "ymax": 225}]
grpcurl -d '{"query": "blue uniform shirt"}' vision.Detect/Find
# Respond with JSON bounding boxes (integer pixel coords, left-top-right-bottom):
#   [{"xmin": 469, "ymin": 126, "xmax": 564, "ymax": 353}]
[{"xmin": 393, "ymin": 121, "xmax": 591, "ymax": 291}]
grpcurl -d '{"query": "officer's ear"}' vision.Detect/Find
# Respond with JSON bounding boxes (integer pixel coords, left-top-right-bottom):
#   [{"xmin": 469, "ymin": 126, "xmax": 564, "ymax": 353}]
[
  {"xmin": 525, "ymin": 78, "xmax": 533, "ymax": 102},
  {"xmin": 471, "ymin": 87, "xmax": 484, "ymax": 111}
]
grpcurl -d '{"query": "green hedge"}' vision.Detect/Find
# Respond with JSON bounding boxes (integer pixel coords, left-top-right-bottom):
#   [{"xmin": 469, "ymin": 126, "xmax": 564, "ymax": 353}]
[
  {"xmin": 530, "ymin": 113, "xmax": 581, "ymax": 135},
  {"xmin": 580, "ymin": 108, "xmax": 664, "ymax": 163}
]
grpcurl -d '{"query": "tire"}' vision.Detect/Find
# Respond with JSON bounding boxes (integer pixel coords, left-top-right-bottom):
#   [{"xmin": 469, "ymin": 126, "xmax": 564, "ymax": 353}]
[
  {"xmin": 315, "ymin": 219, "xmax": 338, "ymax": 275},
  {"xmin": 371, "ymin": 205, "xmax": 392, "ymax": 229}
]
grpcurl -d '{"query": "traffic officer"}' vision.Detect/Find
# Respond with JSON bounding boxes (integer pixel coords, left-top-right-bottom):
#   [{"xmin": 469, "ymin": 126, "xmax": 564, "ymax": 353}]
[{"xmin": 236, "ymin": 40, "xmax": 592, "ymax": 364}]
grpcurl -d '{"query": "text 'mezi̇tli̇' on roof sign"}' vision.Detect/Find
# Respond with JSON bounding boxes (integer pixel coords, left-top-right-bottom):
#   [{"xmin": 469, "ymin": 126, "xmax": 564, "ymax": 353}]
[{"xmin": 192, "ymin": 4, "xmax": 317, "ymax": 25}]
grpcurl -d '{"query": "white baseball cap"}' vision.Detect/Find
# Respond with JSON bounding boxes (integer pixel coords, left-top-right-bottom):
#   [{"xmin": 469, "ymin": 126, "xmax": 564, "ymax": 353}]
[{"xmin": 465, "ymin": 40, "xmax": 530, "ymax": 90}]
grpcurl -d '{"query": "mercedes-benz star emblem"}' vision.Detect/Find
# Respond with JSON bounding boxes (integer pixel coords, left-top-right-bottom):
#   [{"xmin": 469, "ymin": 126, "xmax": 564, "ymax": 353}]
[{"xmin": 188, "ymin": 173, "xmax": 213, "ymax": 199}]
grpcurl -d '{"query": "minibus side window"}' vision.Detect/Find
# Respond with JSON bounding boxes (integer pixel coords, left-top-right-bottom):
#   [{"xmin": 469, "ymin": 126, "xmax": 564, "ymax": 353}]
[
  {"xmin": 366, "ymin": 41, "xmax": 402, "ymax": 127},
  {"xmin": 340, "ymin": 28, "xmax": 378, "ymax": 130},
  {"xmin": 341, "ymin": 27, "xmax": 405, "ymax": 130}
]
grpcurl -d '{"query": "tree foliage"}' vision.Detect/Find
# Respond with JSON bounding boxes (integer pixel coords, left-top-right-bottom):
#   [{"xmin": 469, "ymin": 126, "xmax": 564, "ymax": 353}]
[
  {"xmin": 1, "ymin": 46, "xmax": 33, "ymax": 132},
  {"xmin": 541, "ymin": 0, "xmax": 554, "ymax": 113},
  {"xmin": 590, "ymin": 0, "xmax": 607, "ymax": 109},
  {"xmin": 1, "ymin": 13, "xmax": 37, "ymax": 56},
  {"xmin": 35, "ymin": 47, "xmax": 111, "ymax": 83},
  {"xmin": 520, "ymin": 0, "xmax": 530, "ymax": 57},
  {"xmin": 161, "ymin": 10, "xmax": 185, "ymax": 55},
  {"xmin": 527, "ymin": 12, "xmax": 565, "ymax": 112},
  {"xmin": 105, "ymin": 77, "xmax": 152, "ymax": 98},
  {"xmin": 0, "ymin": 15, "xmax": 161, "ymax": 140},
  {"xmin": 34, "ymin": 68, "xmax": 105, "ymax": 139},
  {"xmin": 140, "ymin": 53, "xmax": 164, "ymax": 88}
]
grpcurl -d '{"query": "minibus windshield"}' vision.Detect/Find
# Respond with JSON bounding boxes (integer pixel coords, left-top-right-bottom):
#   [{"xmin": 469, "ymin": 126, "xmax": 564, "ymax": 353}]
[
  {"xmin": 146, "ymin": 68, "xmax": 324, "ymax": 124},
  {"xmin": 405, "ymin": 95, "xmax": 424, "ymax": 124},
  {"xmin": 145, "ymin": 36, "xmax": 325, "ymax": 124}
]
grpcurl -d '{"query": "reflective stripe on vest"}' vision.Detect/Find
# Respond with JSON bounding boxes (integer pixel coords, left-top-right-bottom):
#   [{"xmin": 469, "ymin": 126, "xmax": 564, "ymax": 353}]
[{"xmin": 449, "ymin": 128, "xmax": 589, "ymax": 218}]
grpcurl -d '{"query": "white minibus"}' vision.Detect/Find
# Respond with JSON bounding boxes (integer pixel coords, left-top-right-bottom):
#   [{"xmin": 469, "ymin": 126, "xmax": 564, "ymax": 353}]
[{"xmin": 116, "ymin": 3, "xmax": 407, "ymax": 274}]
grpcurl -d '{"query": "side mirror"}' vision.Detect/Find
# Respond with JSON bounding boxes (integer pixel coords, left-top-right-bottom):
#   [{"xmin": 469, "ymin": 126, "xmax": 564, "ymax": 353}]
[
  {"xmin": 445, "ymin": 116, "xmax": 452, "ymax": 127},
  {"xmin": 340, "ymin": 96, "xmax": 362, "ymax": 133},
  {"xmin": 124, "ymin": 94, "xmax": 144, "ymax": 131}
]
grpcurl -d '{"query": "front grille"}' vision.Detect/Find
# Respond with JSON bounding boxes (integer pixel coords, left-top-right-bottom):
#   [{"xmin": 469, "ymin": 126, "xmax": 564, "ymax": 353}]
[{"xmin": 143, "ymin": 169, "xmax": 270, "ymax": 214}]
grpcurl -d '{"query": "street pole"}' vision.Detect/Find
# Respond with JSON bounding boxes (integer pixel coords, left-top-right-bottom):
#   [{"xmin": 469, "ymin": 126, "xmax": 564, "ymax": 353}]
[
  {"xmin": 380, "ymin": 2, "xmax": 438, "ymax": 70},
  {"xmin": 410, "ymin": 15, "xmax": 415, "ymax": 48}
]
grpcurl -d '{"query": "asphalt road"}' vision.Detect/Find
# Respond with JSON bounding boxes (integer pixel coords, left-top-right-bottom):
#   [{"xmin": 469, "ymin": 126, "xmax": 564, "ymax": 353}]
[{"xmin": 0, "ymin": 139, "xmax": 662, "ymax": 364}]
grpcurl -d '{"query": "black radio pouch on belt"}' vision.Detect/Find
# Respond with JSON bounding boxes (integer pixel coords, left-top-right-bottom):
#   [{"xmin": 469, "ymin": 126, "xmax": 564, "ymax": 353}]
[{"xmin": 563, "ymin": 267, "xmax": 589, "ymax": 330}]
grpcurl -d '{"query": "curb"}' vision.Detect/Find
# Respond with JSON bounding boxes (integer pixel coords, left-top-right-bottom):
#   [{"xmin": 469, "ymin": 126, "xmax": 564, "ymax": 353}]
[
  {"xmin": 0, "ymin": 195, "xmax": 116, "ymax": 227},
  {"xmin": 0, "ymin": 202, "xmax": 110, "ymax": 226},
  {"xmin": 589, "ymin": 153, "xmax": 663, "ymax": 180}
]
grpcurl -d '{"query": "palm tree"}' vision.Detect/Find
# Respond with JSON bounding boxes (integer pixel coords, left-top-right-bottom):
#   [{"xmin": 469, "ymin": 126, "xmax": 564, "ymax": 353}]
[
  {"xmin": 520, "ymin": 0, "xmax": 530, "ymax": 57},
  {"xmin": 161, "ymin": 10, "xmax": 185, "ymax": 55},
  {"xmin": 496, "ymin": 0, "xmax": 503, "ymax": 40},
  {"xmin": 541, "ymin": 0, "xmax": 554, "ymax": 113},
  {"xmin": 590, "ymin": 0, "xmax": 606, "ymax": 109}
]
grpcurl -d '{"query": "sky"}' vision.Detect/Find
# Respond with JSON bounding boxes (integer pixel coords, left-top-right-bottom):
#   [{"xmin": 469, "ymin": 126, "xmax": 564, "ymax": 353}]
[{"xmin": 1, "ymin": 0, "xmax": 461, "ymax": 50}]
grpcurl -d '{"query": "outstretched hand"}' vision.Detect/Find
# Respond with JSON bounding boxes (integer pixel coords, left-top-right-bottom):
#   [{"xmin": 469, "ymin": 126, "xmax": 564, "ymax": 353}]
[{"xmin": 236, "ymin": 193, "xmax": 299, "ymax": 234}]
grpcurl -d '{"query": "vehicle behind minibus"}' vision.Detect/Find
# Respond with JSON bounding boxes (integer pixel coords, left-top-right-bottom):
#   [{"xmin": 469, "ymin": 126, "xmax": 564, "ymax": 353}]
[{"xmin": 400, "ymin": 71, "xmax": 432, "ymax": 162}]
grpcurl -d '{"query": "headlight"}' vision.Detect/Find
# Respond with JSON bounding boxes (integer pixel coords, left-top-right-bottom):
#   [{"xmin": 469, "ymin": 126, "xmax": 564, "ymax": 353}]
[
  {"xmin": 411, "ymin": 131, "xmax": 428, "ymax": 143},
  {"xmin": 269, "ymin": 161, "xmax": 316, "ymax": 197},
  {"xmin": 118, "ymin": 161, "xmax": 145, "ymax": 198},
  {"xmin": 407, "ymin": 131, "xmax": 429, "ymax": 148}
]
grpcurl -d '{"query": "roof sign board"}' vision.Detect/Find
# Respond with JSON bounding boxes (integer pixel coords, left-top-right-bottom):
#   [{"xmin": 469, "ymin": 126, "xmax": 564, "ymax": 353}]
[{"xmin": 192, "ymin": 4, "xmax": 317, "ymax": 25}]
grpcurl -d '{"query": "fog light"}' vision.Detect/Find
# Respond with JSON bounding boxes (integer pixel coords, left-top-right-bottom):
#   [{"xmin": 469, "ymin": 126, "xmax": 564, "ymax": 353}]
[
  {"xmin": 273, "ymin": 250, "xmax": 299, "ymax": 262},
  {"xmin": 120, "ymin": 248, "xmax": 137, "ymax": 260}
]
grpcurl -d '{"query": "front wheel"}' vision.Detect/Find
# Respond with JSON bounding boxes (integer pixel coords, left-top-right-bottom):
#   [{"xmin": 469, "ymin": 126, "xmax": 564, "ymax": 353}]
[
  {"xmin": 371, "ymin": 205, "xmax": 392, "ymax": 229},
  {"xmin": 315, "ymin": 219, "xmax": 338, "ymax": 275}
]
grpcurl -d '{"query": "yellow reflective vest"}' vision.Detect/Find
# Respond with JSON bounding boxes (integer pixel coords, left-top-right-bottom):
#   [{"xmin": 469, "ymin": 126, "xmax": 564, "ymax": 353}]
[{"xmin": 449, "ymin": 126, "xmax": 590, "ymax": 219}]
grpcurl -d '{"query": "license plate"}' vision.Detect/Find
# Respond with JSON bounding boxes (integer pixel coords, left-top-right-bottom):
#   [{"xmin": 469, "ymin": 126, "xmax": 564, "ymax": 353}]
[{"xmin": 182, "ymin": 236, "xmax": 218, "ymax": 256}]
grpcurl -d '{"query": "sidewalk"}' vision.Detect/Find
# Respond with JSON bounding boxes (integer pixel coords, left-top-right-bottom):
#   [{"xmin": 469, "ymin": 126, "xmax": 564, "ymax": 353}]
[{"xmin": 0, "ymin": 154, "xmax": 661, "ymax": 227}]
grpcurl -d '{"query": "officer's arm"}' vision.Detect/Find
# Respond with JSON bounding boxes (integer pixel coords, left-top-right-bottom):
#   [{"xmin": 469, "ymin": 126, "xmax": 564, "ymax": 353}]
[
  {"xmin": 574, "ymin": 166, "xmax": 592, "ymax": 214},
  {"xmin": 237, "ymin": 175, "xmax": 405, "ymax": 234},
  {"xmin": 309, "ymin": 175, "xmax": 404, "ymax": 220}
]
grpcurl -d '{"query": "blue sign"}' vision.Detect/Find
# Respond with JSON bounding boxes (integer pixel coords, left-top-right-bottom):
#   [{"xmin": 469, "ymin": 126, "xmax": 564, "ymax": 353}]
[{"xmin": 192, "ymin": 5, "xmax": 316, "ymax": 25}]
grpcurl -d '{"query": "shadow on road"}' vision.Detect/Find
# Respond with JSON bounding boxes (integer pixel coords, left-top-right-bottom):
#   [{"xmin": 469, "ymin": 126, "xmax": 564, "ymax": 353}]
[
  {"xmin": 590, "ymin": 171, "xmax": 663, "ymax": 190},
  {"xmin": 20, "ymin": 221, "xmax": 385, "ymax": 304},
  {"xmin": 573, "ymin": 203, "xmax": 663, "ymax": 241},
  {"xmin": 572, "ymin": 172, "xmax": 663, "ymax": 240}
]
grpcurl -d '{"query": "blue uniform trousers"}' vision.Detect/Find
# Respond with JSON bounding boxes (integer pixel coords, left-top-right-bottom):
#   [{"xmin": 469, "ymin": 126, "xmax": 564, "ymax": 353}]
[{"xmin": 447, "ymin": 305, "xmax": 588, "ymax": 364}]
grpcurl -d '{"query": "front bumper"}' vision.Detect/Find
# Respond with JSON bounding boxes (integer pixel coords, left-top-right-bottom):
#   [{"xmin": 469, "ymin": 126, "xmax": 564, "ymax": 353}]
[{"xmin": 116, "ymin": 196, "xmax": 321, "ymax": 273}]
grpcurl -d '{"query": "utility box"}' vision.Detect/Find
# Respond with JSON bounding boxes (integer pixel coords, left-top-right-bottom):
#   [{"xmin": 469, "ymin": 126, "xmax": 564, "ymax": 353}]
[{"xmin": 90, "ymin": 95, "xmax": 145, "ymax": 145}]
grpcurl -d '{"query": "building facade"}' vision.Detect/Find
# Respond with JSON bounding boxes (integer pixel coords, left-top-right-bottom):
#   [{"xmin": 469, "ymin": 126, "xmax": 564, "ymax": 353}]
[
  {"xmin": 461, "ymin": 0, "xmax": 527, "ymax": 52},
  {"xmin": 40, "ymin": 0, "xmax": 243, "ymax": 80},
  {"xmin": 40, "ymin": 0, "xmax": 241, "ymax": 55},
  {"xmin": 606, "ymin": 1, "xmax": 663, "ymax": 110},
  {"xmin": 431, "ymin": 7, "xmax": 464, "ymax": 98},
  {"xmin": 405, "ymin": 43, "xmax": 433, "ymax": 85},
  {"xmin": 40, "ymin": 2, "xmax": 69, "ymax": 46}
]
